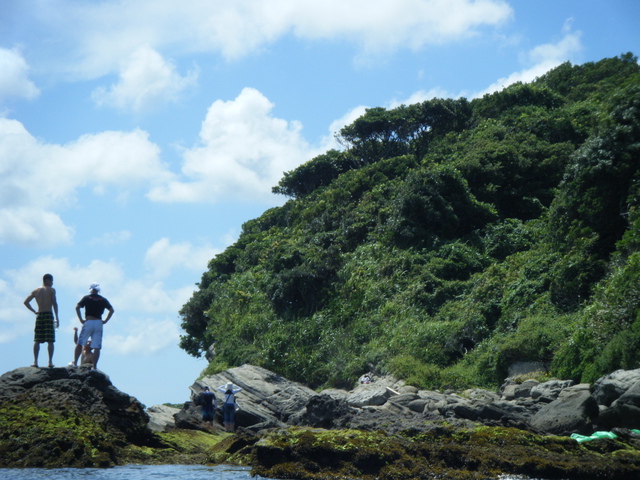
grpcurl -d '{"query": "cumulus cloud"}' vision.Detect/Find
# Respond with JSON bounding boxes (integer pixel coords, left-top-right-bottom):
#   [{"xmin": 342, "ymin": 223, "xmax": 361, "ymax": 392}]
[
  {"xmin": 9, "ymin": 0, "xmax": 513, "ymax": 79},
  {"xmin": 0, "ymin": 48, "xmax": 39, "ymax": 102},
  {"xmin": 288, "ymin": 0, "xmax": 513, "ymax": 60},
  {"xmin": 148, "ymin": 87, "xmax": 318, "ymax": 203},
  {"xmin": 478, "ymin": 27, "xmax": 583, "ymax": 96},
  {"xmin": 0, "ymin": 255, "xmax": 197, "ymax": 353},
  {"xmin": 106, "ymin": 317, "xmax": 181, "ymax": 355},
  {"xmin": 145, "ymin": 238, "xmax": 219, "ymax": 278},
  {"xmin": 0, "ymin": 117, "xmax": 171, "ymax": 246},
  {"xmin": 92, "ymin": 45, "xmax": 198, "ymax": 112}
]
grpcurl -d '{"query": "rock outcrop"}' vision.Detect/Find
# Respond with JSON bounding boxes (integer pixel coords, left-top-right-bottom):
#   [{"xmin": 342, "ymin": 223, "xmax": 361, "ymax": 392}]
[
  {"xmin": 0, "ymin": 366, "xmax": 156, "ymax": 467},
  {"xmin": 0, "ymin": 366, "xmax": 152, "ymax": 444},
  {"xmin": 188, "ymin": 364, "xmax": 318, "ymax": 430},
  {"xmin": 168, "ymin": 365, "xmax": 640, "ymax": 437}
]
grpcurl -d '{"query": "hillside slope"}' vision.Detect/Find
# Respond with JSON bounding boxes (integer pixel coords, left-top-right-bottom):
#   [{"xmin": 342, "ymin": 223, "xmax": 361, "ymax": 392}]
[{"xmin": 180, "ymin": 54, "xmax": 640, "ymax": 391}]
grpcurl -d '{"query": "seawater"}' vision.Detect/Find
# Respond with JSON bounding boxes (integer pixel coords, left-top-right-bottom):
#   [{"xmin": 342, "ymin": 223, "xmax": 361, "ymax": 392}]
[
  {"xmin": 0, "ymin": 465, "xmax": 557, "ymax": 480},
  {"xmin": 0, "ymin": 465, "xmax": 273, "ymax": 480}
]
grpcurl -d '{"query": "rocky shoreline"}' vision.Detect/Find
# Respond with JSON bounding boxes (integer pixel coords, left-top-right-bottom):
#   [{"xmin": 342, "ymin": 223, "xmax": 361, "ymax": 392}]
[
  {"xmin": 171, "ymin": 364, "xmax": 640, "ymax": 437},
  {"xmin": 2, "ymin": 364, "xmax": 640, "ymax": 479}
]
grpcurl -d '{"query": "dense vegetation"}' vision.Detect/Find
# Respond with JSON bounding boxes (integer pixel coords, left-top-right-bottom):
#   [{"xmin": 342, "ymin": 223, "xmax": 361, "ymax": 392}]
[{"xmin": 180, "ymin": 54, "xmax": 640, "ymax": 391}]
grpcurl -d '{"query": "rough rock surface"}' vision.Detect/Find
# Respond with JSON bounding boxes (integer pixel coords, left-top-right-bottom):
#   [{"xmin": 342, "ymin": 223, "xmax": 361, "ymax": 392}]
[
  {"xmin": 592, "ymin": 368, "xmax": 640, "ymax": 406},
  {"xmin": 173, "ymin": 365, "xmax": 640, "ymax": 437},
  {"xmin": 0, "ymin": 366, "xmax": 152, "ymax": 444},
  {"xmin": 529, "ymin": 385, "xmax": 599, "ymax": 435},
  {"xmin": 185, "ymin": 364, "xmax": 317, "ymax": 430},
  {"xmin": 146, "ymin": 404, "xmax": 180, "ymax": 432}
]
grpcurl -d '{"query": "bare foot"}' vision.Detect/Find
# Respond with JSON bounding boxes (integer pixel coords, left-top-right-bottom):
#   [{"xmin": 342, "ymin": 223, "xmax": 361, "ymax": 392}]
[{"xmin": 31, "ymin": 363, "xmax": 38, "ymax": 368}]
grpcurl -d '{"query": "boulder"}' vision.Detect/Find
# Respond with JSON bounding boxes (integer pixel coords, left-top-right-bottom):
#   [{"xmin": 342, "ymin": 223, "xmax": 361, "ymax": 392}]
[
  {"xmin": 146, "ymin": 404, "xmax": 180, "ymax": 432},
  {"xmin": 592, "ymin": 368, "xmax": 640, "ymax": 406},
  {"xmin": 190, "ymin": 364, "xmax": 317, "ymax": 429},
  {"xmin": 502, "ymin": 379, "xmax": 539, "ymax": 401},
  {"xmin": 529, "ymin": 385, "xmax": 599, "ymax": 435},
  {"xmin": 0, "ymin": 366, "xmax": 151, "ymax": 443},
  {"xmin": 388, "ymin": 393, "xmax": 420, "ymax": 408},
  {"xmin": 597, "ymin": 380, "xmax": 640, "ymax": 430},
  {"xmin": 289, "ymin": 394, "xmax": 356, "ymax": 429},
  {"xmin": 346, "ymin": 385, "xmax": 394, "ymax": 407},
  {"xmin": 530, "ymin": 379, "xmax": 574, "ymax": 402}
]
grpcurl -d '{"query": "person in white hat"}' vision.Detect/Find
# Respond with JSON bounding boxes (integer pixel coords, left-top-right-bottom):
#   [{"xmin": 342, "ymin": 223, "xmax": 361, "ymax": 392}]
[
  {"xmin": 71, "ymin": 283, "xmax": 114, "ymax": 370},
  {"xmin": 217, "ymin": 381, "xmax": 242, "ymax": 431}
]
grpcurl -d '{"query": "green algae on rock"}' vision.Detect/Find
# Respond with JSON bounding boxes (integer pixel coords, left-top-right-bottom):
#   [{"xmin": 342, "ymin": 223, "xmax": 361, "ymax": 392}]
[
  {"xmin": 0, "ymin": 400, "xmax": 119, "ymax": 468},
  {"xmin": 250, "ymin": 426, "xmax": 640, "ymax": 480}
]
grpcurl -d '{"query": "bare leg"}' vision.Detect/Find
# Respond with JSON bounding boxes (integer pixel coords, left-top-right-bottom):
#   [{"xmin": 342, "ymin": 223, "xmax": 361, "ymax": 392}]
[
  {"xmin": 47, "ymin": 342, "xmax": 54, "ymax": 367},
  {"xmin": 72, "ymin": 343, "xmax": 82, "ymax": 366},
  {"xmin": 92, "ymin": 348, "xmax": 101, "ymax": 370},
  {"xmin": 33, "ymin": 342, "xmax": 40, "ymax": 367}
]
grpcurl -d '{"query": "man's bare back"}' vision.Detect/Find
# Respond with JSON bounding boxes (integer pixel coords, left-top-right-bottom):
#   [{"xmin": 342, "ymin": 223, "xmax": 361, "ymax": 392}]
[{"xmin": 26, "ymin": 285, "xmax": 57, "ymax": 313}]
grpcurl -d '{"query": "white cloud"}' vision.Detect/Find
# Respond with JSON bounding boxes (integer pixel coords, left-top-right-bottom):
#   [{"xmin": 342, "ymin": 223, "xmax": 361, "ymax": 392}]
[
  {"xmin": 106, "ymin": 317, "xmax": 181, "ymax": 355},
  {"xmin": 145, "ymin": 238, "xmax": 219, "ymax": 278},
  {"xmin": 289, "ymin": 0, "xmax": 513, "ymax": 59},
  {"xmin": 11, "ymin": 0, "xmax": 513, "ymax": 79},
  {"xmin": 478, "ymin": 28, "xmax": 583, "ymax": 96},
  {"xmin": 0, "ymin": 256, "xmax": 195, "ymax": 355},
  {"xmin": 148, "ymin": 87, "xmax": 317, "ymax": 203},
  {"xmin": 92, "ymin": 45, "xmax": 198, "ymax": 112},
  {"xmin": 0, "ymin": 208, "xmax": 74, "ymax": 247},
  {"xmin": 0, "ymin": 117, "xmax": 171, "ymax": 246},
  {"xmin": 0, "ymin": 48, "xmax": 39, "ymax": 102},
  {"xmin": 387, "ymin": 87, "xmax": 456, "ymax": 110},
  {"xmin": 90, "ymin": 230, "xmax": 133, "ymax": 246}
]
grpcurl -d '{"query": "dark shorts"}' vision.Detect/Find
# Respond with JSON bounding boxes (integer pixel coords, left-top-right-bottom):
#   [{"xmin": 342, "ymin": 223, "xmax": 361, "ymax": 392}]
[
  {"xmin": 202, "ymin": 405, "xmax": 215, "ymax": 422},
  {"xmin": 34, "ymin": 312, "xmax": 55, "ymax": 343}
]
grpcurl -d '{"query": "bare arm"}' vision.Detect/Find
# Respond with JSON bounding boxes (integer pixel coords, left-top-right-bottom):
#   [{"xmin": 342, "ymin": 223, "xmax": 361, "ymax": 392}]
[
  {"xmin": 52, "ymin": 288, "xmax": 59, "ymax": 328},
  {"xmin": 24, "ymin": 291, "xmax": 37, "ymax": 314},
  {"xmin": 76, "ymin": 305, "xmax": 85, "ymax": 324},
  {"xmin": 103, "ymin": 307, "xmax": 114, "ymax": 324}
]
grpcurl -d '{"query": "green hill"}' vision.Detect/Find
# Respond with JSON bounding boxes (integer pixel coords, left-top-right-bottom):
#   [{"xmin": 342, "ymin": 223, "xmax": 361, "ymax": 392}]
[{"xmin": 179, "ymin": 53, "xmax": 640, "ymax": 391}]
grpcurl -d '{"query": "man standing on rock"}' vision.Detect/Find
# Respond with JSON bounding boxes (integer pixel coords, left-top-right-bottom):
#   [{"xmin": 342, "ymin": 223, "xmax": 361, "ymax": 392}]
[
  {"xmin": 199, "ymin": 386, "xmax": 217, "ymax": 426},
  {"xmin": 24, "ymin": 273, "xmax": 60, "ymax": 368},
  {"xmin": 72, "ymin": 283, "xmax": 114, "ymax": 370}
]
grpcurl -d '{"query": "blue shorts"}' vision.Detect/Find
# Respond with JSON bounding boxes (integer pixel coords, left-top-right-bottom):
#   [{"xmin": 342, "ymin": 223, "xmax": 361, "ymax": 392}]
[
  {"xmin": 77, "ymin": 319, "xmax": 103, "ymax": 349},
  {"xmin": 223, "ymin": 403, "xmax": 235, "ymax": 424}
]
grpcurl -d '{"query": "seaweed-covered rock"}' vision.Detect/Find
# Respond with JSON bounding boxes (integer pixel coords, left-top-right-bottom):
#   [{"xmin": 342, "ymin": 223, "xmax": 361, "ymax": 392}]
[
  {"xmin": 0, "ymin": 366, "xmax": 156, "ymax": 467},
  {"xmin": 250, "ymin": 426, "xmax": 640, "ymax": 480}
]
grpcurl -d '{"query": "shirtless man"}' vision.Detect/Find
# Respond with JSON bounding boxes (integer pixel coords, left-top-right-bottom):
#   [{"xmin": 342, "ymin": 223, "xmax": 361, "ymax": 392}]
[{"xmin": 24, "ymin": 273, "xmax": 60, "ymax": 368}]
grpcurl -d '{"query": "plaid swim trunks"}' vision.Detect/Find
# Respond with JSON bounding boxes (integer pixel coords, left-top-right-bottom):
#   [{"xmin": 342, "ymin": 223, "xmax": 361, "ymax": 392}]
[{"xmin": 34, "ymin": 311, "xmax": 56, "ymax": 343}]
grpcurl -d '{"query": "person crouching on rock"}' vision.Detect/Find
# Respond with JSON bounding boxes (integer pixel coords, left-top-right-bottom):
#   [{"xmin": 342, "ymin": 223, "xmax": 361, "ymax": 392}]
[
  {"xmin": 70, "ymin": 327, "xmax": 96, "ymax": 367},
  {"xmin": 199, "ymin": 386, "xmax": 217, "ymax": 426},
  {"xmin": 218, "ymin": 382, "xmax": 242, "ymax": 432}
]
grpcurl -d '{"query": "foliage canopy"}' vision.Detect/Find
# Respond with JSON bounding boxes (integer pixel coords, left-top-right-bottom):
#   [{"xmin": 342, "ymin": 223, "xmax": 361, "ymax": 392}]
[{"xmin": 180, "ymin": 54, "xmax": 640, "ymax": 390}]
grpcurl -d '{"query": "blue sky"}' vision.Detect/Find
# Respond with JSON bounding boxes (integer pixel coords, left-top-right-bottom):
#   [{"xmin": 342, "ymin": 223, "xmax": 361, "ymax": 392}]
[{"xmin": 1, "ymin": 0, "xmax": 638, "ymax": 407}]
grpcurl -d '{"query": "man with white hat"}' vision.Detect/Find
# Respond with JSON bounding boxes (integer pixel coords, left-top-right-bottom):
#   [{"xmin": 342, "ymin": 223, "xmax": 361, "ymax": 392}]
[{"xmin": 71, "ymin": 283, "xmax": 114, "ymax": 370}]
